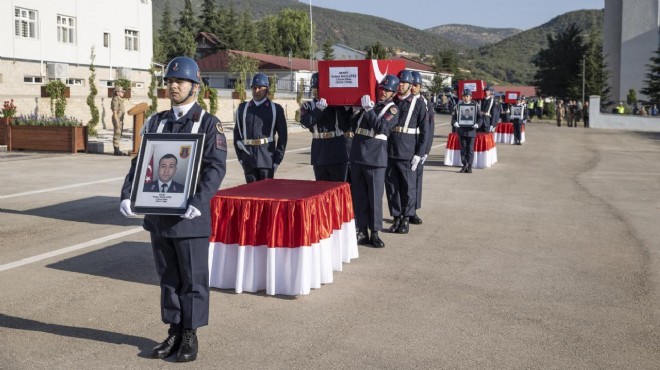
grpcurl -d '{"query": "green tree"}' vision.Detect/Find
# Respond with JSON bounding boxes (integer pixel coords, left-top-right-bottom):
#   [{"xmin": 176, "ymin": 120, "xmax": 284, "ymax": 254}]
[
  {"xmin": 86, "ymin": 47, "xmax": 99, "ymax": 136},
  {"xmin": 626, "ymin": 88, "xmax": 637, "ymax": 106},
  {"xmin": 218, "ymin": 3, "xmax": 240, "ymax": 50},
  {"xmin": 582, "ymin": 20, "xmax": 610, "ymax": 103},
  {"xmin": 365, "ymin": 42, "xmax": 388, "ymax": 59},
  {"xmin": 147, "ymin": 64, "xmax": 158, "ymax": 116},
  {"xmin": 200, "ymin": 0, "xmax": 220, "ymax": 35},
  {"xmin": 157, "ymin": 1, "xmax": 176, "ymax": 62},
  {"xmin": 533, "ymin": 24, "xmax": 587, "ymax": 99},
  {"xmin": 641, "ymin": 29, "xmax": 660, "ymax": 103},
  {"xmin": 239, "ymin": 8, "xmax": 262, "ymax": 52},
  {"xmin": 276, "ymin": 9, "xmax": 311, "ymax": 58},
  {"xmin": 228, "ymin": 53, "xmax": 259, "ymax": 102},
  {"xmin": 258, "ymin": 15, "xmax": 281, "ymax": 55},
  {"xmin": 174, "ymin": 0, "xmax": 198, "ymax": 58},
  {"xmin": 321, "ymin": 40, "xmax": 335, "ymax": 60}
]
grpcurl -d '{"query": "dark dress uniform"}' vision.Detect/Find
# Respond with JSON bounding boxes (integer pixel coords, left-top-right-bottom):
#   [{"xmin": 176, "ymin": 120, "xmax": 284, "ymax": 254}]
[
  {"xmin": 120, "ymin": 102, "xmax": 227, "ymax": 331},
  {"xmin": 350, "ymin": 99, "xmax": 400, "ymax": 235},
  {"xmin": 385, "ymin": 93, "xmax": 427, "ymax": 232},
  {"xmin": 143, "ymin": 180, "xmax": 185, "ymax": 193},
  {"xmin": 500, "ymin": 101, "xmax": 510, "ymax": 122},
  {"xmin": 299, "ymin": 99, "xmax": 351, "ymax": 182},
  {"xmin": 415, "ymin": 95, "xmax": 434, "ymax": 214},
  {"xmin": 452, "ymin": 102, "xmax": 483, "ymax": 171},
  {"xmin": 233, "ymin": 98, "xmax": 287, "ymax": 183},
  {"xmin": 480, "ymin": 95, "xmax": 500, "ymax": 132},
  {"xmin": 512, "ymin": 102, "xmax": 527, "ymax": 144}
]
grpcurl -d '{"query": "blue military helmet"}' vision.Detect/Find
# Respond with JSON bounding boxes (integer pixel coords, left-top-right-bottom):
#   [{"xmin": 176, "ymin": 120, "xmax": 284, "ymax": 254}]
[
  {"xmin": 397, "ymin": 69, "xmax": 413, "ymax": 84},
  {"xmin": 251, "ymin": 73, "xmax": 269, "ymax": 88},
  {"xmin": 485, "ymin": 85, "xmax": 494, "ymax": 93},
  {"xmin": 379, "ymin": 74, "xmax": 400, "ymax": 92},
  {"xmin": 463, "ymin": 89, "xmax": 472, "ymax": 96},
  {"xmin": 411, "ymin": 71, "xmax": 423, "ymax": 85},
  {"xmin": 164, "ymin": 56, "xmax": 200, "ymax": 84},
  {"xmin": 310, "ymin": 72, "xmax": 319, "ymax": 88}
]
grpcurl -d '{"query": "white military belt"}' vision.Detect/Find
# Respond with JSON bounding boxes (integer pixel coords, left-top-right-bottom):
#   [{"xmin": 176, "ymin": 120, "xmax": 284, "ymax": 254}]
[
  {"xmin": 243, "ymin": 137, "xmax": 272, "ymax": 146},
  {"xmin": 356, "ymin": 128, "xmax": 387, "ymax": 141},
  {"xmin": 392, "ymin": 126, "xmax": 419, "ymax": 134},
  {"xmin": 344, "ymin": 132, "xmax": 354, "ymax": 138},
  {"xmin": 312, "ymin": 131, "xmax": 342, "ymax": 139}
]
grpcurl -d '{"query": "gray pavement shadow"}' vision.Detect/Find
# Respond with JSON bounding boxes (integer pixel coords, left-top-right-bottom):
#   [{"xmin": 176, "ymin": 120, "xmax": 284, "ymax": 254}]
[
  {"xmin": 634, "ymin": 131, "xmax": 660, "ymax": 142},
  {"xmin": 0, "ymin": 196, "xmax": 143, "ymax": 226},
  {"xmin": 47, "ymin": 242, "xmax": 158, "ymax": 286},
  {"xmin": 0, "ymin": 313, "xmax": 157, "ymax": 358}
]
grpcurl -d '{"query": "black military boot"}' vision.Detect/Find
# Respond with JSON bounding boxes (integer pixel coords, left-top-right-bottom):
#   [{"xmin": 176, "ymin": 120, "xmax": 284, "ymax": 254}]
[
  {"xmin": 356, "ymin": 228, "xmax": 369, "ymax": 245},
  {"xmin": 459, "ymin": 166, "xmax": 467, "ymax": 173},
  {"xmin": 388, "ymin": 216, "xmax": 401, "ymax": 233},
  {"xmin": 466, "ymin": 165, "xmax": 473, "ymax": 173},
  {"xmin": 176, "ymin": 329, "xmax": 198, "ymax": 362},
  {"xmin": 151, "ymin": 324, "xmax": 181, "ymax": 359},
  {"xmin": 397, "ymin": 217, "xmax": 409, "ymax": 234},
  {"xmin": 409, "ymin": 215, "xmax": 423, "ymax": 225},
  {"xmin": 113, "ymin": 146, "xmax": 127, "ymax": 156},
  {"xmin": 370, "ymin": 230, "xmax": 385, "ymax": 248}
]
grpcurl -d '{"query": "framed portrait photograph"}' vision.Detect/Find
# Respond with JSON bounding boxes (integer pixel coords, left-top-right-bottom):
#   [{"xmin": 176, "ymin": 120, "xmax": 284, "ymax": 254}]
[
  {"xmin": 511, "ymin": 106, "xmax": 524, "ymax": 119},
  {"xmin": 458, "ymin": 104, "xmax": 477, "ymax": 126},
  {"xmin": 130, "ymin": 133, "xmax": 205, "ymax": 215}
]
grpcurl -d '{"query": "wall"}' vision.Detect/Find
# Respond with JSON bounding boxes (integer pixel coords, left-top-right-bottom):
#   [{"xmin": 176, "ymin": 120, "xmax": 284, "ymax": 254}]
[{"xmin": 589, "ymin": 95, "xmax": 660, "ymax": 132}]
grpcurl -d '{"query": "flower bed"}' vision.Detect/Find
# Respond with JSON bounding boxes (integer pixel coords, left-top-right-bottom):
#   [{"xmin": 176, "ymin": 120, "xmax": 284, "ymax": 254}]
[{"xmin": 4, "ymin": 115, "xmax": 88, "ymax": 153}]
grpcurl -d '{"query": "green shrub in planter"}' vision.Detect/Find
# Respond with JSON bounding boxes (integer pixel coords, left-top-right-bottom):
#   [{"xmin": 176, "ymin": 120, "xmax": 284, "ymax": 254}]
[{"xmin": 13, "ymin": 114, "xmax": 83, "ymax": 127}]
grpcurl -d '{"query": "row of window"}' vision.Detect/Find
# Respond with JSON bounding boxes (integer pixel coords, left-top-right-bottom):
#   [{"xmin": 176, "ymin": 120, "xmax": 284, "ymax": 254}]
[
  {"xmin": 22, "ymin": 76, "xmax": 144, "ymax": 88},
  {"xmin": 14, "ymin": 7, "xmax": 139, "ymax": 51}
]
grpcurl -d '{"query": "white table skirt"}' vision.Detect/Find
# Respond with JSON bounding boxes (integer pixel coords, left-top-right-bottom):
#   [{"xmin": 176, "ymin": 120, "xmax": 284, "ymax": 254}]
[
  {"xmin": 494, "ymin": 131, "xmax": 526, "ymax": 144},
  {"xmin": 444, "ymin": 147, "xmax": 498, "ymax": 169},
  {"xmin": 208, "ymin": 221, "xmax": 358, "ymax": 296}
]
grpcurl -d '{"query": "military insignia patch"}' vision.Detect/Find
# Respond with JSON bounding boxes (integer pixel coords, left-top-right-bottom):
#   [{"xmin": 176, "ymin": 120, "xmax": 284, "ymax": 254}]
[
  {"xmin": 215, "ymin": 122, "xmax": 224, "ymax": 133},
  {"xmin": 180, "ymin": 145, "xmax": 191, "ymax": 159},
  {"xmin": 216, "ymin": 133, "xmax": 228, "ymax": 151},
  {"xmin": 389, "ymin": 106, "xmax": 398, "ymax": 115}
]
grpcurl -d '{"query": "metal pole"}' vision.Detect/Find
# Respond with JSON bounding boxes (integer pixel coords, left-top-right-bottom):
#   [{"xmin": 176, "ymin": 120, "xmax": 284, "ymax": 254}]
[
  {"xmin": 582, "ymin": 57, "xmax": 585, "ymax": 105},
  {"xmin": 309, "ymin": 0, "xmax": 313, "ymax": 72}
]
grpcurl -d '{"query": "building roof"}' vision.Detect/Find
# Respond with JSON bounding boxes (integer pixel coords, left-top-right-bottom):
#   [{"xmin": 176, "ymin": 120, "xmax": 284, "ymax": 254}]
[
  {"xmin": 196, "ymin": 32, "xmax": 226, "ymax": 49},
  {"xmin": 393, "ymin": 56, "xmax": 434, "ymax": 73},
  {"xmin": 197, "ymin": 50, "xmax": 318, "ymax": 72}
]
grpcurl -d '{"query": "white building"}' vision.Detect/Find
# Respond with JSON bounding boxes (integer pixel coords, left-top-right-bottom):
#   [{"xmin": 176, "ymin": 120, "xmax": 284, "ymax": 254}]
[
  {"xmin": 314, "ymin": 44, "xmax": 367, "ymax": 61},
  {"xmin": 0, "ymin": 0, "xmax": 153, "ymax": 117},
  {"xmin": 604, "ymin": 0, "xmax": 660, "ymax": 102}
]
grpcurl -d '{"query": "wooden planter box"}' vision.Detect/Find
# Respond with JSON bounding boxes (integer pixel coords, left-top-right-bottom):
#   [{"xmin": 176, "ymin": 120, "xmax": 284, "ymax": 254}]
[
  {"xmin": 108, "ymin": 87, "xmax": 131, "ymax": 99},
  {"xmin": 5, "ymin": 124, "xmax": 87, "ymax": 153},
  {"xmin": 40, "ymin": 86, "xmax": 71, "ymax": 98},
  {"xmin": 0, "ymin": 117, "xmax": 10, "ymax": 145}
]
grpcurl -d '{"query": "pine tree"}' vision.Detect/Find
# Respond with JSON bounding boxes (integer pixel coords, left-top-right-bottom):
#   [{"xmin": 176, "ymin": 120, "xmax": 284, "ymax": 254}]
[
  {"xmin": 158, "ymin": 1, "xmax": 177, "ymax": 62},
  {"xmin": 175, "ymin": 0, "xmax": 198, "ymax": 58},
  {"xmin": 582, "ymin": 22, "xmax": 610, "ymax": 103},
  {"xmin": 276, "ymin": 9, "xmax": 311, "ymax": 58},
  {"xmin": 321, "ymin": 40, "xmax": 335, "ymax": 60},
  {"xmin": 641, "ymin": 29, "xmax": 660, "ymax": 103},
  {"xmin": 201, "ymin": 0, "xmax": 220, "ymax": 35},
  {"xmin": 87, "ymin": 47, "xmax": 99, "ymax": 136},
  {"xmin": 239, "ymin": 8, "xmax": 262, "ymax": 52},
  {"xmin": 365, "ymin": 42, "xmax": 388, "ymax": 59},
  {"xmin": 258, "ymin": 15, "xmax": 281, "ymax": 55}
]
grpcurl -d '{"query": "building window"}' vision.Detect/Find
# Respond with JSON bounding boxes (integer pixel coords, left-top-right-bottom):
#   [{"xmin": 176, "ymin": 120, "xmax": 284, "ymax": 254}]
[
  {"xmin": 103, "ymin": 32, "xmax": 110, "ymax": 48},
  {"xmin": 57, "ymin": 15, "xmax": 76, "ymax": 44},
  {"xmin": 15, "ymin": 7, "xmax": 38, "ymax": 39},
  {"xmin": 125, "ymin": 29, "xmax": 139, "ymax": 51},
  {"xmin": 132, "ymin": 82, "xmax": 144, "ymax": 88},
  {"xmin": 100, "ymin": 80, "xmax": 114, "ymax": 87},
  {"xmin": 24, "ymin": 76, "xmax": 43, "ymax": 84},
  {"xmin": 66, "ymin": 78, "xmax": 84, "ymax": 86}
]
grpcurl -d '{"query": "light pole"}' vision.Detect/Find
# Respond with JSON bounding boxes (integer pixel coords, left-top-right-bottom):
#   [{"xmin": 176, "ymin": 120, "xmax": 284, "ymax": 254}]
[
  {"xmin": 309, "ymin": 0, "xmax": 313, "ymax": 72},
  {"xmin": 582, "ymin": 56, "xmax": 586, "ymax": 106},
  {"xmin": 289, "ymin": 48, "xmax": 293, "ymax": 92}
]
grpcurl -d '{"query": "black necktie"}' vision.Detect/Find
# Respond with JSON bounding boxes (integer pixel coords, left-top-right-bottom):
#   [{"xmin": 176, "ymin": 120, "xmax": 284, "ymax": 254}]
[{"xmin": 161, "ymin": 184, "xmax": 167, "ymax": 193}]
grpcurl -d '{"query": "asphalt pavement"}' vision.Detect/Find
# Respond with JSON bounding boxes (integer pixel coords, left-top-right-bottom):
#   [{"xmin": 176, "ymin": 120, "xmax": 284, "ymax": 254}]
[{"xmin": 1, "ymin": 116, "xmax": 659, "ymax": 369}]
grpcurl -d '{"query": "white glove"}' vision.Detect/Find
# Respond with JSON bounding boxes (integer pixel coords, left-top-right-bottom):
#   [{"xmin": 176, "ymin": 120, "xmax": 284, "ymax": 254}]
[
  {"xmin": 453, "ymin": 122, "xmax": 459, "ymax": 128},
  {"xmin": 411, "ymin": 155, "xmax": 421, "ymax": 171},
  {"xmin": 361, "ymin": 95, "xmax": 374, "ymax": 111},
  {"xmin": 490, "ymin": 126, "xmax": 496, "ymax": 132},
  {"xmin": 120, "ymin": 199, "xmax": 137, "ymax": 217},
  {"xmin": 316, "ymin": 98, "xmax": 328, "ymax": 111},
  {"xmin": 181, "ymin": 205, "xmax": 201, "ymax": 220},
  {"xmin": 473, "ymin": 123, "xmax": 479, "ymax": 129},
  {"xmin": 421, "ymin": 154, "xmax": 428, "ymax": 164}
]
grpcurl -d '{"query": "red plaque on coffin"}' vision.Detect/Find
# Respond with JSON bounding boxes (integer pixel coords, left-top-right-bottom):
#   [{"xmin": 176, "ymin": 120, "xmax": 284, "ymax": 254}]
[
  {"xmin": 318, "ymin": 59, "xmax": 406, "ymax": 106},
  {"xmin": 504, "ymin": 91, "xmax": 521, "ymax": 104},
  {"xmin": 458, "ymin": 80, "xmax": 486, "ymax": 100}
]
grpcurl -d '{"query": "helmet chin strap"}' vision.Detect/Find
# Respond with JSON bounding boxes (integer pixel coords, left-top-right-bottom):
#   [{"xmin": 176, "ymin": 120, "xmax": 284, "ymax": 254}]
[{"xmin": 172, "ymin": 83, "xmax": 197, "ymax": 106}]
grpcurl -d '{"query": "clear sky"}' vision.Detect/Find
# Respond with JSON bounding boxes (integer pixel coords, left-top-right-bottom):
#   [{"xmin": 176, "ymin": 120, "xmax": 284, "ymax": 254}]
[{"xmin": 299, "ymin": 0, "xmax": 604, "ymax": 31}]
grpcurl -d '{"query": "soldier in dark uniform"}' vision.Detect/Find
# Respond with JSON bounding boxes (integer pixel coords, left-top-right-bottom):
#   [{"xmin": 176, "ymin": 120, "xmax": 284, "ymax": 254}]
[
  {"xmin": 119, "ymin": 56, "xmax": 227, "ymax": 363},
  {"xmin": 233, "ymin": 73, "xmax": 288, "ymax": 183},
  {"xmin": 500, "ymin": 98, "xmax": 510, "ymax": 123},
  {"xmin": 450, "ymin": 86, "xmax": 459, "ymax": 133},
  {"xmin": 511, "ymin": 96, "xmax": 527, "ymax": 145},
  {"xmin": 143, "ymin": 154, "xmax": 185, "ymax": 193},
  {"xmin": 480, "ymin": 86, "xmax": 499, "ymax": 132},
  {"xmin": 411, "ymin": 71, "xmax": 432, "ymax": 225},
  {"xmin": 452, "ymin": 89, "xmax": 482, "ymax": 173},
  {"xmin": 350, "ymin": 74, "xmax": 401, "ymax": 248},
  {"xmin": 299, "ymin": 72, "xmax": 351, "ymax": 182},
  {"xmin": 385, "ymin": 70, "xmax": 427, "ymax": 234}
]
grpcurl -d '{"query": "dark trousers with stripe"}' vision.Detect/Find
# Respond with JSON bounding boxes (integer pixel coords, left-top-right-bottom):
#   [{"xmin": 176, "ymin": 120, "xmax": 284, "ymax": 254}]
[
  {"xmin": 459, "ymin": 136, "xmax": 475, "ymax": 167},
  {"xmin": 415, "ymin": 162, "xmax": 424, "ymax": 211},
  {"xmin": 313, "ymin": 163, "xmax": 348, "ymax": 182},
  {"xmin": 350, "ymin": 164, "xmax": 385, "ymax": 231},
  {"xmin": 243, "ymin": 166, "xmax": 274, "ymax": 183},
  {"xmin": 385, "ymin": 158, "xmax": 417, "ymax": 218},
  {"xmin": 151, "ymin": 235, "xmax": 210, "ymax": 330}
]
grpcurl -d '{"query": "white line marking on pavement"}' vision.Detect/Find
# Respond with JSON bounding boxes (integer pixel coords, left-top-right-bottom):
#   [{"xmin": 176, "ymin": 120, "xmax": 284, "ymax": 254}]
[
  {"xmin": 0, "ymin": 177, "xmax": 125, "ymax": 200},
  {"xmin": 0, "ymin": 227, "xmax": 144, "ymax": 272}
]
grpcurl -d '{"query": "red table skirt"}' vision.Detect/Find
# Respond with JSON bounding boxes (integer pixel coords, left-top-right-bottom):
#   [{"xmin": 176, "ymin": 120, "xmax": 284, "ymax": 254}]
[
  {"xmin": 444, "ymin": 132, "xmax": 497, "ymax": 168},
  {"xmin": 494, "ymin": 122, "xmax": 525, "ymax": 144}
]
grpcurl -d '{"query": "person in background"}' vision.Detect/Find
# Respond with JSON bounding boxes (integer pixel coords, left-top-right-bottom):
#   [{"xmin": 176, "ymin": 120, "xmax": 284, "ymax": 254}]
[
  {"xmin": 111, "ymin": 85, "xmax": 127, "ymax": 156},
  {"xmin": 452, "ymin": 89, "xmax": 482, "ymax": 173},
  {"xmin": 651, "ymin": 104, "xmax": 658, "ymax": 116},
  {"xmin": 233, "ymin": 73, "xmax": 288, "ymax": 183},
  {"xmin": 410, "ymin": 71, "xmax": 432, "ymax": 226},
  {"xmin": 556, "ymin": 100, "xmax": 565, "ymax": 127},
  {"xmin": 480, "ymin": 86, "xmax": 499, "ymax": 132},
  {"xmin": 119, "ymin": 56, "xmax": 227, "ymax": 363},
  {"xmin": 299, "ymin": 72, "xmax": 351, "ymax": 181},
  {"xmin": 583, "ymin": 100, "xmax": 590, "ymax": 127},
  {"xmin": 511, "ymin": 96, "xmax": 527, "ymax": 144}
]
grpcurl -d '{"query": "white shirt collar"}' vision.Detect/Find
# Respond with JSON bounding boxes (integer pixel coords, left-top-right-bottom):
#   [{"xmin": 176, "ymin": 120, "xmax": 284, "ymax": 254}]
[
  {"xmin": 398, "ymin": 93, "xmax": 411, "ymax": 100},
  {"xmin": 172, "ymin": 101, "xmax": 195, "ymax": 118},
  {"xmin": 252, "ymin": 97, "xmax": 267, "ymax": 106}
]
